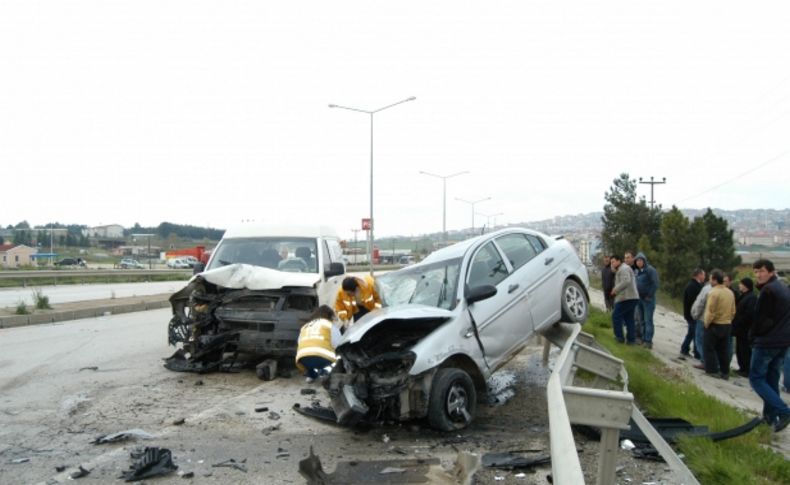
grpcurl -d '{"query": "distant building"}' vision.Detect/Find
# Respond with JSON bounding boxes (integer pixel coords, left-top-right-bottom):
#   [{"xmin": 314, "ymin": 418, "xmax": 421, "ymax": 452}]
[
  {"xmin": 0, "ymin": 244, "xmax": 38, "ymax": 268},
  {"xmin": 83, "ymin": 224, "xmax": 125, "ymax": 239}
]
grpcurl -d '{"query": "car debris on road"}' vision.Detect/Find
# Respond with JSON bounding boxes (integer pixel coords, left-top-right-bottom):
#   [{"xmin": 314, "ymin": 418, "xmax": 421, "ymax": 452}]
[{"xmin": 119, "ymin": 447, "xmax": 178, "ymax": 482}]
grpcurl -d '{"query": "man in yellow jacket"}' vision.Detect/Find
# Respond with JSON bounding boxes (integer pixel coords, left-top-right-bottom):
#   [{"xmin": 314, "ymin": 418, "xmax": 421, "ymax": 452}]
[
  {"xmin": 334, "ymin": 275, "xmax": 382, "ymax": 325},
  {"xmin": 295, "ymin": 305, "xmax": 341, "ymax": 382},
  {"xmin": 703, "ymin": 269, "xmax": 737, "ymax": 379}
]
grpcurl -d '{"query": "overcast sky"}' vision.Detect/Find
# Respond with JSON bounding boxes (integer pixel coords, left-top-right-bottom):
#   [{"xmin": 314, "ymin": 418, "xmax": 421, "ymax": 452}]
[{"xmin": 2, "ymin": 1, "xmax": 789, "ymax": 241}]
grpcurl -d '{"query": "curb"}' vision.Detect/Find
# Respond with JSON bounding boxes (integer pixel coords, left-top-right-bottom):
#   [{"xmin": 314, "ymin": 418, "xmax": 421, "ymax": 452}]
[{"xmin": 0, "ymin": 299, "xmax": 170, "ymax": 329}]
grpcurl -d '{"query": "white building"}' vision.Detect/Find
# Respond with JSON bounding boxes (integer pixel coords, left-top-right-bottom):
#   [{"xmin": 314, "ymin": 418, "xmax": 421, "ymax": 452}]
[{"xmin": 83, "ymin": 224, "xmax": 125, "ymax": 239}]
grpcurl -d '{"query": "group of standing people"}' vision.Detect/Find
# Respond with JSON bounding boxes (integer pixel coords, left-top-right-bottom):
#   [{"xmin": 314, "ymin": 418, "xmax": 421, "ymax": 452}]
[
  {"xmin": 602, "ymin": 251, "xmax": 659, "ymax": 348},
  {"xmin": 678, "ymin": 259, "xmax": 790, "ymax": 432}
]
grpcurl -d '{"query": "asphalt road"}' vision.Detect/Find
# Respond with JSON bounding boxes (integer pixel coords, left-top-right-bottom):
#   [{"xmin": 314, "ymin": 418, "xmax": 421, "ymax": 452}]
[{"xmin": 0, "ymin": 281, "xmax": 186, "ymax": 307}]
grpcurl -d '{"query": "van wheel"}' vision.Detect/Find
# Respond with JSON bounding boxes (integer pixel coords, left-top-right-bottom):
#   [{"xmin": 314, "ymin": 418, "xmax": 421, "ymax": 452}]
[
  {"xmin": 428, "ymin": 368, "xmax": 477, "ymax": 431},
  {"xmin": 561, "ymin": 279, "xmax": 588, "ymax": 323}
]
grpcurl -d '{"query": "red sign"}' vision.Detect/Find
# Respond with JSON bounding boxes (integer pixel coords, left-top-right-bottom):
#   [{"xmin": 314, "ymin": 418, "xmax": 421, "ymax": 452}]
[{"xmin": 361, "ymin": 218, "xmax": 371, "ymax": 230}]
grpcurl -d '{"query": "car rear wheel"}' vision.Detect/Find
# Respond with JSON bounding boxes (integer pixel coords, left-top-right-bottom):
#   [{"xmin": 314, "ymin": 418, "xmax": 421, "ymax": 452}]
[
  {"xmin": 428, "ymin": 368, "xmax": 477, "ymax": 431},
  {"xmin": 560, "ymin": 279, "xmax": 588, "ymax": 323}
]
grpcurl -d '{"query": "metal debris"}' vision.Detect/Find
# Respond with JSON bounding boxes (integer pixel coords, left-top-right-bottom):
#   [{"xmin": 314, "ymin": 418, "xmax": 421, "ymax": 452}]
[
  {"xmin": 78, "ymin": 366, "xmax": 99, "ymax": 372},
  {"xmin": 119, "ymin": 447, "xmax": 177, "ymax": 482},
  {"xmin": 92, "ymin": 429, "xmax": 156, "ymax": 445},
  {"xmin": 70, "ymin": 465, "xmax": 91, "ymax": 479},
  {"xmin": 212, "ymin": 458, "xmax": 247, "ymax": 473}
]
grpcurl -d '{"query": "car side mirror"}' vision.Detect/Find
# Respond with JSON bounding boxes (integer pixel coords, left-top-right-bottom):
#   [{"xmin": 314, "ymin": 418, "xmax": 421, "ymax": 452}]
[
  {"xmin": 466, "ymin": 284, "xmax": 497, "ymax": 304},
  {"xmin": 192, "ymin": 263, "xmax": 205, "ymax": 274},
  {"xmin": 325, "ymin": 262, "xmax": 345, "ymax": 278}
]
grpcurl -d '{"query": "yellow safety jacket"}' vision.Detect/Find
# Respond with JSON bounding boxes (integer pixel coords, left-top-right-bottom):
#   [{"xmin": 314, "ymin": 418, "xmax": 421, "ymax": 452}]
[
  {"xmin": 295, "ymin": 318, "xmax": 336, "ymax": 373},
  {"xmin": 334, "ymin": 275, "xmax": 382, "ymax": 322}
]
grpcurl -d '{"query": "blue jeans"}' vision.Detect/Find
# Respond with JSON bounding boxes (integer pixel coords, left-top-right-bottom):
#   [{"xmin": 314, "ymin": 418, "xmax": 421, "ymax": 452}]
[
  {"xmin": 749, "ymin": 346, "xmax": 790, "ymax": 424},
  {"xmin": 694, "ymin": 319, "xmax": 705, "ymax": 361},
  {"xmin": 612, "ymin": 300, "xmax": 638, "ymax": 343},
  {"xmin": 681, "ymin": 317, "xmax": 697, "ymax": 356},
  {"xmin": 638, "ymin": 298, "xmax": 656, "ymax": 344},
  {"xmin": 299, "ymin": 356, "xmax": 332, "ymax": 379},
  {"xmin": 784, "ymin": 352, "xmax": 790, "ymax": 392}
]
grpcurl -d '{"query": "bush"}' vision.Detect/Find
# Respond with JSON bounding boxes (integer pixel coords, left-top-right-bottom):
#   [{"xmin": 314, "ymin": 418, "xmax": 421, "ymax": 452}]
[
  {"xmin": 32, "ymin": 289, "xmax": 52, "ymax": 310},
  {"xmin": 15, "ymin": 301, "xmax": 29, "ymax": 315}
]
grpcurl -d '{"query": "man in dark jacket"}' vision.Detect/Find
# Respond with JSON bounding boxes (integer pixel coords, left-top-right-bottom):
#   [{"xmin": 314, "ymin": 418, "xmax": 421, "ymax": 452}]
[
  {"xmin": 634, "ymin": 252, "xmax": 659, "ymax": 349},
  {"xmin": 601, "ymin": 255, "xmax": 615, "ymax": 312},
  {"xmin": 681, "ymin": 268, "xmax": 705, "ymax": 359},
  {"xmin": 732, "ymin": 277, "xmax": 756, "ymax": 377},
  {"xmin": 749, "ymin": 259, "xmax": 790, "ymax": 432}
]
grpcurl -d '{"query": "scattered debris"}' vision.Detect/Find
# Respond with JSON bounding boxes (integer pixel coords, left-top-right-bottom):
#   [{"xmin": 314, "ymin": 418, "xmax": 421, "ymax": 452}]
[
  {"xmin": 194, "ymin": 380, "xmax": 204, "ymax": 386},
  {"xmin": 268, "ymin": 411, "xmax": 281, "ymax": 420},
  {"xmin": 299, "ymin": 446, "xmax": 330, "ymax": 484},
  {"xmin": 212, "ymin": 458, "xmax": 247, "ymax": 473},
  {"xmin": 55, "ymin": 465, "xmax": 66, "ymax": 472},
  {"xmin": 256, "ymin": 359, "xmax": 278, "ymax": 381},
  {"xmin": 11, "ymin": 457, "xmax": 30, "ymax": 464},
  {"xmin": 620, "ymin": 439, "xmax": 635, "ymax": 451},
  {"xmin": 293, "ymin": 403, "xmax": 338, "ymax": 423},
  {"xmin": 276, "ymin": 451, "xmax": 290, "ymax": 459},
  {"xmin": 382, "ymin": 433, "xmax": 390, "ymax": 444},
  {"xmin": 70, "ymin": 465, "xmax": 91, "ymax": 479},
  {"xmin": 514, "ymin": 472, "xmax": 527, "ymax": 479},
  {"xmin": 482, "ymin": 452, "xmax": 551, "ymax": 470},
  {"xmin": 92, "ymin": 429, "xmax": 156, "ymax": 445},
  {"xmin": 119, "ymin": 447, "xmax": 178, "ymax": 482},
  {"xmin": 78, "ymin": 366, "xmax": 99, "ymax": 372},
  {"xmin": 178, "ymin": 471, "xmax": 195, "ymax": 478},
  {"xmin": 172, "ymin": 418, "xmax": 186, "ymax": 425},
  {"xmin": 301, "ymin": 388, "xmax": 317, "ymax": 395},
  {"xmin": 494, "ymin": 476, "xmax": 505, "ymax": 481},
  {"xmin": 262, "ymin": 423, "xmax": 281, "ymax": 435},
  {"xmin": 388, "ymin": 446, "xmax": 408, "ymax": 455},
  {"xmin": 380, "ymin": 466, "xmax": 406, "ymax": 474},
  {"xmin": 255, "ymin": 406, "xmax": 269, "ymax": 413}
]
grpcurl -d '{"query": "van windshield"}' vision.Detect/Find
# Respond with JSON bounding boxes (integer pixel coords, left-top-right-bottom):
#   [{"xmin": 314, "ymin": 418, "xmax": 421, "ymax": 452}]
[{"xmin": 206, "ymin": 237, "xmax": 318, "ymax": 273}]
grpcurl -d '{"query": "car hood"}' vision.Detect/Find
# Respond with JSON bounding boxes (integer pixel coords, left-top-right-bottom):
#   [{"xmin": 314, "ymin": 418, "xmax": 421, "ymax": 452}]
[
  {"xmin": 337, "ymin": 305, "xmax": 454, "ymax": 346},
  {"xmin": 194, "ymin": 263, "xmax": 320, "ymax": 290}
]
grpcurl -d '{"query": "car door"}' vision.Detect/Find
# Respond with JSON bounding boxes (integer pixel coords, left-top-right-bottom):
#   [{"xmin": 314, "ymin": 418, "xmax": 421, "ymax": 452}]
[
  {"xmin": 465, "ymin": 241, "xmax": 534, "ymax": 369},
  {"xmin": 525, "ymin": 234, "xmax": 565, "ymax": 329}
]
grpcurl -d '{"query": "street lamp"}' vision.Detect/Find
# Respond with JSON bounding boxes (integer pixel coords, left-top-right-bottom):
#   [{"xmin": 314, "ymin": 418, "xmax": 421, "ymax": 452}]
[
  {"xmin": 475, "ymin": 211, "xmax": 504, "ymax": 233},
  {"xmin": 329, "ymin": 96, "xmax": 416, "ymax": 275},
  {"xmin": 456, "ymin": 197, "xmax": 491, "ymax": 235},
  {"xmin": 131, "ymin": 233, "xmax": 155, "ymax": 269},
  {"xmin": 419, "ymin": 170, "xmax": 469, "ymax": 241}
]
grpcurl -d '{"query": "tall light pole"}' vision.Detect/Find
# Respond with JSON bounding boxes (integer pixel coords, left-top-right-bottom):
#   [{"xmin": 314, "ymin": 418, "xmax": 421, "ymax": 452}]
[
  {"xmin": 419, "ymin": 170, "xmax": 469, "ymax": 241},
  {"xmin": 329, "ymin": 96, "xmax": 416, "ymax": 275},
  {"xmin": 456, "ymin": 197, "xmax": 491, "ymax": 235}
]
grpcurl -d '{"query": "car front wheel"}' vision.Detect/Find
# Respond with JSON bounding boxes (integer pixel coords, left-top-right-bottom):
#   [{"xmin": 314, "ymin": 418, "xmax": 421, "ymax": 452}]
[
  {"xmin": 560, "ymin": 279, "xmax": 588, "ymax": 323},
  {"xmin": 428, "ymin": 368, "xmax": 477, "ymax": 431}
]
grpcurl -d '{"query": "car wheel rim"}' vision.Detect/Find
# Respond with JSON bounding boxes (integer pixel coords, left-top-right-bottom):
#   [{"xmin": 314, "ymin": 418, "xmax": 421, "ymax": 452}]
[
  {"xmin": 446, "ymin": 382, "xmax": 471, "ymax": 423},
  {"xmin": 565, "ymin": 285, "xmax": 586, "ymax": 319}
]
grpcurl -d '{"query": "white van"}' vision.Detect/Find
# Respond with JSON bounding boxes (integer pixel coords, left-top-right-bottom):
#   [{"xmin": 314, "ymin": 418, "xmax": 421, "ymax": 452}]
[{"xmin": 166, "ymin": 224, "xmax": 348, "ymax": 373}]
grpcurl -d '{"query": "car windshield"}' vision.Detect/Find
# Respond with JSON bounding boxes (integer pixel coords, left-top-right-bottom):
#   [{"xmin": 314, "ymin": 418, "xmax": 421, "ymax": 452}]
[
  {"xmin": 377, "ymin": 257, "xmax": 462, "ymax": 310},
  {"xmin": 206, "ymin": 237, "xmax": 318, "ymax": 273}
]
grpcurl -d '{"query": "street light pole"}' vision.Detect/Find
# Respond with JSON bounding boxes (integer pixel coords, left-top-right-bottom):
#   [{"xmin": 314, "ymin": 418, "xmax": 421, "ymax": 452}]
[
  {"xmin": 419, "ymin": 170, "xmax": 469, "ymax": 241},
  {"xmin": 350, "ymin": 228, "xmax": 361, "ymax": 265},
  {"xmin": 456, "ymin": 197, "xmax": 491, "ymax": 235},
  {"xmin": 329, "ymin": 96, "xmax": 416, "ymax": 276},
  {"xmin": 475, "ymin": 211, "xmax": 504, "ymax": 233}
]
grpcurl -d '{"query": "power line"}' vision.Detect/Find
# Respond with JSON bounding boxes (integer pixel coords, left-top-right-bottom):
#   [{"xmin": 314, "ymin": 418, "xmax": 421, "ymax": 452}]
[{"xmin": 674, "ymin": 151, "xmax": 788, "ymax": 205}]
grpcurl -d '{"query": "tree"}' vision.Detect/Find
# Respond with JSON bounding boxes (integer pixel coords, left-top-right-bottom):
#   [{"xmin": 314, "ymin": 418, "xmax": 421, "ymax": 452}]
[
  {"xmin": 601, "ymin": 173, "xmax": 662, "ymax": 257},
  {"xmin": 656, "ymin": 207, "xmax": 700, "ymax": 297},
  {"xmin": 697, "ymin": 209, "xmax": 741, "ymax": 273}
]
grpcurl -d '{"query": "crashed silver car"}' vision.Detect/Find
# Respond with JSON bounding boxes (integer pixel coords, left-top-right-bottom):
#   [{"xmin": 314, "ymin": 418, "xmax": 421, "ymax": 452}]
[
  {"xmin": 327, "ymin": 228, "xmax": 589, "ymax": 431},
  {"xmin": 165, "ymin": 225, "xmax": 346, "ymax": 373}
]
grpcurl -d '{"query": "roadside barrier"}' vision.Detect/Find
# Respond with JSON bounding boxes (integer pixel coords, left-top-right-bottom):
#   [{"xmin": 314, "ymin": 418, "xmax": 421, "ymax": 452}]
[{"xmin": 540, "ymin": 323, "xmax": 699, "ymax": 485}]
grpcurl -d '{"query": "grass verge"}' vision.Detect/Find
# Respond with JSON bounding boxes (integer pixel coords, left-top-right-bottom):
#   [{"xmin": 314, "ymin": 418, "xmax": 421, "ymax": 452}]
[
  {"xmin": 0, "ymin": 273, "xmax": 190, "ymax": 288},
  {"xmin": 583, "ymin": 308, "xmax": 790, "ymax": 485}
]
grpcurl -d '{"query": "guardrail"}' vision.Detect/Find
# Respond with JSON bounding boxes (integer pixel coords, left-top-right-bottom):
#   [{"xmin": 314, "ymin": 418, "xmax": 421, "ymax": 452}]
[
  {"xmin": 540, "ymin": 323, "xmax": 700, "ymax": 485},
  {"xmin": 0, "ymin": 269, "xmax": 191, "ymax": 283}
]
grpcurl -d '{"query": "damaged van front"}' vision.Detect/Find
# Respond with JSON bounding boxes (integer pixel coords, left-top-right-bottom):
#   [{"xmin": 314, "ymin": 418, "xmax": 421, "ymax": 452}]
[{"xmin": 165, "ymin": 225, "xmax": 346, "ymax": 373}]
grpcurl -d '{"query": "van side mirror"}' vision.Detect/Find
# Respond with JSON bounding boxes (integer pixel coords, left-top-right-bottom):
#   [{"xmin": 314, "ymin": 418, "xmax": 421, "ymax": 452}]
[
  {"xmin": 466, "ymin": 284, "xmax": 497, "ymax": 304},
  {"xmin": 193, "ymin": 263, "xmax": 205, "ymax": 275},
  {"xmin": 325, "ymin": 262, "xmax": 345, "ymax": 278}
]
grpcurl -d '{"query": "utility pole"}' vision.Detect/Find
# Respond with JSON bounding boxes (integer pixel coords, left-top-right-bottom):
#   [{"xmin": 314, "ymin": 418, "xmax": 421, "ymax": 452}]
[{"xmin": 638, "ymin": 176, "xmax": 666, "ymax": 210}]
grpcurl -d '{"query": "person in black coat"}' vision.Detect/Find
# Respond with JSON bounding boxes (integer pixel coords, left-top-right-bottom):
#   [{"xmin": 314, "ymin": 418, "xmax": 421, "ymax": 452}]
[
  {"xmin": 732, "ymin": 277, "xmax": 756, "ymax": 377},
  {"xmin": 680, "ymin": 268, "xmax": 705, "ymax": 359}
]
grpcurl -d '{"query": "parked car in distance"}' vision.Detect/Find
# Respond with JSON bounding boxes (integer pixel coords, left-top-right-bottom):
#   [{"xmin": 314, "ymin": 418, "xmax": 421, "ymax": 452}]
[
  {"xmin": 167, "ymin": 258, "xmax": 191, "ymax": 269},
  {"xmin": 55, "ymin": 258, "xmax": 86, "ymax": 267},
  {"xmin": 117, "ymin": 258, "xmax": 145, "ymax": 269},
  {"xmin": 328, "ymin": 227, "xmax": 590, "ymax": 431}
]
